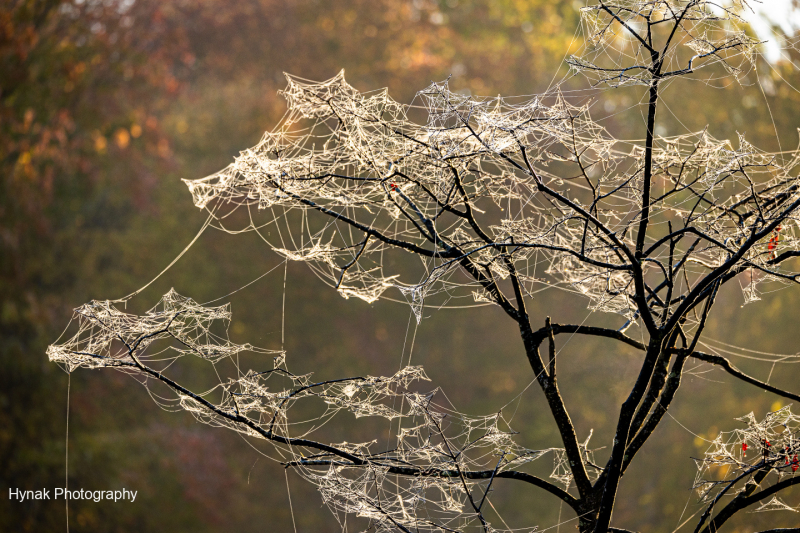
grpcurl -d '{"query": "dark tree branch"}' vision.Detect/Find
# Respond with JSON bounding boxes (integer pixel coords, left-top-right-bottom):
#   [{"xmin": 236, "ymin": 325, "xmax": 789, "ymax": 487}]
[
  {"xmin": 546, "ymin": 316, "xmax": 557, "ymax": 380},
  {"xmin": 594, "ymin": 339, "xmax": 662, "ymax": 533},
  {"xmin": 79, "ymin": 347, "xmax": 584, "ymax": 513},
  {"xmin": 276, "ymin": 182, "xmax": 457, "ymax": 259},
  {"xmin": 688, "ymin": 351, "xmax": 800, "ymax": 403},
  {"xmin": 512, "ymin": 316, "xmax": 592, "ymax": 499},
  {"xmin": 698, "ymin": 473, "xmax": 800, "ymax": 533}
]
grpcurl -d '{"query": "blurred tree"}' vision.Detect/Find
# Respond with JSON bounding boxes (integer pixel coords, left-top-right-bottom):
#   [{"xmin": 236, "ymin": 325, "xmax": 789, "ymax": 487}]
[{"xmin": 0, "ymin": 1, "xmax": 192, "ymax": 530}]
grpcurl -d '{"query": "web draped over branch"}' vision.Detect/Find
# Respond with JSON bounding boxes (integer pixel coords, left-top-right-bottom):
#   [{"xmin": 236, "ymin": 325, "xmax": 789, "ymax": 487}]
[
  {"xmin": 46, "ymin": 289, "xmax": 280, "ymax": 370},
  {"xmin": 46, "ymin": 2, "xmax": 800, "ymax": 531},
  {"xmin": 184, "ymin": 67, "xmax": 800, "ymax": 326},
  {"xmin": 692, "ymin": 406, "xmax": 800, "ymax": 523},
  {"xmin": 48, "ymin": 290, "xmax": 589, "ymax": 532},
  {"xmin": 571, "ymin": 1, "xmax": 760, "ymax": 87}
]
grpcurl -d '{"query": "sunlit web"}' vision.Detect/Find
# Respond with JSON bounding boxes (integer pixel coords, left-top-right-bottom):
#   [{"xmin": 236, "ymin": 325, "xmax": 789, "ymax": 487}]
[{"xmin": 48, "ymin": 1, "xmax": 800, "ymax": 530}]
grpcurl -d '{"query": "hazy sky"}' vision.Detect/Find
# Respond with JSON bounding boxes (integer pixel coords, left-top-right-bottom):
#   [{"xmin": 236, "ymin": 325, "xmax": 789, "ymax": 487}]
[{"xmin": 743, "ymin": 0, "xmax": 800, "ymax": 62}]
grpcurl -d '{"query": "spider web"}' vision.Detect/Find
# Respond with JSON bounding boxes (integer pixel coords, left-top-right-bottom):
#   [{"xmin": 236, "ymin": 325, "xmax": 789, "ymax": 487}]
[
  {"xmin": 48, "ymin": 1, "xmax": 800, "ymax": 531},
  {"xmin": 693, "ymin": 406, "xmax": 800, "ymax": 506},
  {"xmin": 47, "ymin": 289, "xmax": 596, "ymax": 532}
]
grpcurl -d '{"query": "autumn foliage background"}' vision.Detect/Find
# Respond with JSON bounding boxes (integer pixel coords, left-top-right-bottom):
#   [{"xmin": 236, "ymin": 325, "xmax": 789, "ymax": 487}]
[{"xmin": 3, "ymin": 1, "xmax": 800, "ymax": 531}]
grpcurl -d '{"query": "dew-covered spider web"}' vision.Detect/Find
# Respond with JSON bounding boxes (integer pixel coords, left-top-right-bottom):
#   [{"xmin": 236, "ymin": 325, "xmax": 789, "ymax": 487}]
[
  {"xmin": 181, "ymin": 7, "xmax": 800, "ymax": 327},
  {"xmin": 48, "ymin": 289, "xmax": 602, "ymax": 532},
  {"xmin": 693, "ymin": 406, "xmax": 800, "ymax": 511},
  {"xmin": 48, "ymin": 1, "xmax": 800, "ymax": 531}
]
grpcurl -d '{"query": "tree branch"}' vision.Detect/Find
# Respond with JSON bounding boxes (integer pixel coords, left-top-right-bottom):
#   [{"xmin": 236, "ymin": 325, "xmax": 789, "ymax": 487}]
[
  {"xmin": 699, "ymin": 474, "xmax": 800, "ymax": 533},
  {"xmin": 688, "ymin": 351, "xmax": 800, "ymax": 403}
]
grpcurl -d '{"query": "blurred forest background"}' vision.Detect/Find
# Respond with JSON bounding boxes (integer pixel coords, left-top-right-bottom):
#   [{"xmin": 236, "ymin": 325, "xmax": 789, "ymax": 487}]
[{"xmin": 3, "ymin": 0, "xmax": 800, "ymax": 531}]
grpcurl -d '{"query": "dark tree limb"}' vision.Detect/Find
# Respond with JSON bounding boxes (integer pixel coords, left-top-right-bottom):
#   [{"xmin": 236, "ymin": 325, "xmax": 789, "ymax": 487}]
[
  {"xmin": 518, "ymin": 320, "xmax": 593, "ymax": 499},
  {"xmin": 276, "ymin": 182, "xmax": 457, "ymax": 259},
  {"xmin": 698, "ymin": 474, "xmax": 800, "ymax": 533},
  {"xmin": 621, "ymin": 349, "xmax": 690, "ymax": 474},
  {"xmin": 76, "ymin": 348, "xmax": 584, "ymax": 513},
  {"xmin": 594, "ymin": 338, "xmax": 662, "ymax": 533},
  {"xmin": 529, "ymin": 323, "xmax": 646, "ymax": 352},
  {"xmin": 688, "ymin": 351, "xmax": 800, "ymax": 403}
]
